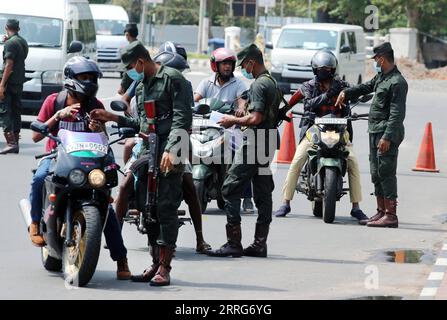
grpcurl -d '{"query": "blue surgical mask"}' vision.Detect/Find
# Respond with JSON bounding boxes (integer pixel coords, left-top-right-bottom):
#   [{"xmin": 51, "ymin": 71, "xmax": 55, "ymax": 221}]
[
  {"xmin": 241, "ymin": 68, "xmax": 254, "ymax": 80},
  {"xmin": 241, "ymin": 61, "xmax": 254, "ymax": 80},
  {"xmin": 373, "ymin": 60, "xmax": 382, "ymax": 74},
  {"xmin": 127, "ymin": 61, "xmax": 144, "ymax": 81}
]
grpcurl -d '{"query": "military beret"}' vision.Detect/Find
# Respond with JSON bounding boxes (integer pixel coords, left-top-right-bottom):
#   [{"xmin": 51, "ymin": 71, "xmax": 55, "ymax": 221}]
[{"xmin": 6, "ymin": 19, "xmax": 19, "ymax": 30}]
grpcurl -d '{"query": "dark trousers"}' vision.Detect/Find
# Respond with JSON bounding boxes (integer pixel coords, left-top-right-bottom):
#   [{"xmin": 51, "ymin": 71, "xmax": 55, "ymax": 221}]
[
  {"xmin": 146, "ymin": 169, "xmax": 184, "ymax": 248},
  {"xmin": 104, "ymin": 206, "xmax": 127, "ymax": 261},
  {"xmin": 1, "ymin": 85, "xmax": 23, "ymax": 133},
  {"xmin": 369, "ymin": 133, "xmax": 399, "ymax": 199},
  {"xmin": 222, "ymin": 145, "xmax": 274, "ymax": 226}
]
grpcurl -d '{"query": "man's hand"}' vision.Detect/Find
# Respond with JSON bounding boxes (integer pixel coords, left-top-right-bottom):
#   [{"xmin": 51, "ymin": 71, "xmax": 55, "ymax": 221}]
[
  {"xmin": 217, "ymin": 115, "xmax": 236, "ymax": 128},
  {"xmin": 335, "ymin": 91, "xmax": 346, "ymax": 109},
  {"xmin": 235, "ymin": 107, "xmax": 246, "ymax": 117},
  {"xmin": 90, "ymin": 109, "xmax": 114, "ymax": 122},
  {"xmin": 88, "ymin": 119, "xmax": 104, "ymax": 132},
  {"xmin": 0, "ymin": 85, "xmax": 5, "ymax": 100},
  {"xmin": 378, "ymin": 138, "xmax": 391, "ymax": 154},
  {"xmin": 58, "ymin": 103, "xmax": 81, "ymax": 120},
  {"xmin": 160, "ymin": 152, "xmax": 175, "ymax": 173}
]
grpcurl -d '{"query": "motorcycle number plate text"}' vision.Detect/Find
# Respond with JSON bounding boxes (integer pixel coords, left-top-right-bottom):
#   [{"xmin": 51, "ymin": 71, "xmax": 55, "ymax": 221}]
[
  {"xmin": 65, "ymin": 142, "xmax": 108, "ymax": 154},
  {"xmin": 315, "ymin": 118, "xmax": 347, "ymax": 125}
]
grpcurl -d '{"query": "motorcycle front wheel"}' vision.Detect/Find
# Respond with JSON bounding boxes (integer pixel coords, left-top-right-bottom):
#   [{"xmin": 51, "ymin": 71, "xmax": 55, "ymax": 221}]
[
  {"xmin": 323, "ymin": 167, "xmax": 338, "ymax": 223},
  {"xmin": 62, "ymin": 205, "xmax": 102, "ymax": 287}
]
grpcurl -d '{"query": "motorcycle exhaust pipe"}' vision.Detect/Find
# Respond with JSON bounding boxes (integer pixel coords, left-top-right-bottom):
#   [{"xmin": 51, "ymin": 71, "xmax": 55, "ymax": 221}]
[{"xmin": 19, "ymin": 198, "xmax": 32, "ymax": 229}]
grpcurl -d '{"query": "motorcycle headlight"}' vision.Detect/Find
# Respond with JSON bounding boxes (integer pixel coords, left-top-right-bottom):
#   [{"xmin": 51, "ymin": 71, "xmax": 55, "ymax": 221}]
[
  {"xmin": 320, "ymin": 131, "xmax": 340, "ymax": 149},
  {"xmin": 42, "ymin": 70, "xmax": 63, "ymax": 85},
  {"xmin": 88, "ymin": 169, "xmax": 106, "ymax": 188},
  {"xmin": 69, "ymin": 169, "xmax": 86, "ymax": 186}
]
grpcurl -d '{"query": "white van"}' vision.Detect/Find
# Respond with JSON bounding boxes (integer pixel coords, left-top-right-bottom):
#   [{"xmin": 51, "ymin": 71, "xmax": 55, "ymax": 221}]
[
  {"xmin": 90, "ymin": 4, "xmax": 129, "ymax": 76},
  {"xmin": 0, "ymin": 0, "xmax": 96, "ymax": 115},
  {"xmin": 267, "ymin": 23, "xmax": 366, "ymax": 93}
]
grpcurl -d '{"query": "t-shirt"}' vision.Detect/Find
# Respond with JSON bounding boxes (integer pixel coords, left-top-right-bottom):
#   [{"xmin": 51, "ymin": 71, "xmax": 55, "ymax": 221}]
[
  {"xmin": 194, "ymin": 75, "xmax": 247, "ymax": 105},
  {"xmin": 37, "ymin": 93, "xmax": 105, "ymax": 152},
  {"xmin": 2, "ymin": 34, "xmax": 28, "ymax": 85}
]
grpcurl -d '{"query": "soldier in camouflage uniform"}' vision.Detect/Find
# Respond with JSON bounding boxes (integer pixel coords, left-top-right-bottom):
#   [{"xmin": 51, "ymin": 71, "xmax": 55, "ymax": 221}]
[{"xmin": 336, "ymin": 42, "xmax": 407, "ymax": 228}]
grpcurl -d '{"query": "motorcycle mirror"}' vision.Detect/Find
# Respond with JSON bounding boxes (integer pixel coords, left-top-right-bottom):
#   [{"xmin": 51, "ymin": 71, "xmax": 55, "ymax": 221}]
[
  {"xmin": 110, "ymin": 100, "xmax": 128, "ymax": 112},
  {"xmin": 30, "ymin": 121, "xmax": 49, "ymax": 135},
  {"xmin": 194, "ymin": 104, "xmax": 211, "ymax": 115},
  {"xmin": 119, "ymin": 127, "xmax": 136, "ymax": 138},
  {"xmin": 360, "ymin": 94, "xmax": 374, "ymax": 103}
]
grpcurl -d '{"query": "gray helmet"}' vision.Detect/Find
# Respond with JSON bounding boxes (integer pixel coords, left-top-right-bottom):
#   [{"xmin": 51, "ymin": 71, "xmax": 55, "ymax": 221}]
[
  {"xmin": 153, "ymin": 51, "xmax": 189, "ymax": 72},
  {"xmin": 158, "ymin": 41, "xmax": 187, "ymax": 61},
  {"xmin": 311, "ymin": 49, "xmax": 338, "ymax": 75}
]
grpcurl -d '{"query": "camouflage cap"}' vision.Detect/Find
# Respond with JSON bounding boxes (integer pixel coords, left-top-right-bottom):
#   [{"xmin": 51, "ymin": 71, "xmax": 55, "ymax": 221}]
[
  {"xmin": 372, "ymin": 42, "xmax": 394, "ymax": 59},
  {"xmin": 120, "ymin": 40, "xmax": 149, "ymax": 69},
  {"xmin": 237, "ymin": 43, "xmax": 262, "ymax": 66}
]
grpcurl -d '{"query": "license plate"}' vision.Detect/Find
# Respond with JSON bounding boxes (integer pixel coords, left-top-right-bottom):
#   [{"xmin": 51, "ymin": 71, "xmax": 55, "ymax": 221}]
[
  {"xmin": 315, "ymin": 118, "xmax": 347, "ymax": 125},
  {"xmin": 193, "ymin": 118, "xmax": 217, "ymax": 127}
]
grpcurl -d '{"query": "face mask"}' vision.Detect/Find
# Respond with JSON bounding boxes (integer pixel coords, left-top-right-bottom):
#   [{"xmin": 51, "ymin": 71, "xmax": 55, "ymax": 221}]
[
  {"xmin": 316, "ymin": 69, "xmax": 334, "ymax": 81},
  {"xmin": 241, "ymin": 61, "xmax": 254, "ymax": 80},
  {"xmin": 373, "ymin": 60, "xmax": 382, "ymax": 74},
  {"xmin": 127, "ymin": 60, "xmax": 144, "ymax": 81}
]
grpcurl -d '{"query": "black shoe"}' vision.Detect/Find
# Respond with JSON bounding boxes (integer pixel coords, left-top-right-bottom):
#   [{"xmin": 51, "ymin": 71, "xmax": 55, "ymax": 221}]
[
  {"xmin": 274, "ymin": 204, "xmax": 291, "ymax": 217},
  {"xmin": 243, "ymin": 244, "xmax": 267, "ymax": 258},
  {"xmin": 350, "ymin": 208, "xmax": 369, "ymax": 221},
  {"xmin": 206, "ymin": 242, "xmax": 243, "ymax": 258}
]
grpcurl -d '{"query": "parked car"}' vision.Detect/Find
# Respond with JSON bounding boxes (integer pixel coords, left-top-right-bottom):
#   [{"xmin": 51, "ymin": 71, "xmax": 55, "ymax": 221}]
[
  {"xmin": 266, "ymin": 23, "xmax": 366, "ymax": 94},
  {"xmin": 0, "ymin": 0, "xmax": 96, "ymax": 115}
]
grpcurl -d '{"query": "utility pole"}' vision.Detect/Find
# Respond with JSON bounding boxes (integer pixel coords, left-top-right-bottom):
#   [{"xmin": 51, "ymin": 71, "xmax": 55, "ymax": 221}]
[
  {"xmin": 308, "ymin": 0, "xmax": 312, "ymax": 20},
  {"xmin": 197, "ymin": 0, "xmax": 205, "ymax": 53},
  {"xmin": 140, "ymin": 0, "xmax": 148, "ymax": 44},
  {"xmin": 280, "ymin": 0, "xmax": 284, "ymax": 26}
]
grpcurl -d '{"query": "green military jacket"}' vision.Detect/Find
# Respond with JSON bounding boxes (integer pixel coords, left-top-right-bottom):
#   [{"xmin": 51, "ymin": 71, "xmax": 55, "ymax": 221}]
[
  {"xmin": 117, "ymin": 65, "xmax": 192, "ymax": 155},
  {"xmin": 344, "ymin": 66, "xmax": 408, "ymax": 145},
  {"xmin": 2, "ymin": 34, "xmax": 28, "ymax": 85},
  {"xmin": 247, "ymin": 71, "xmax": 281, "ymax": 130}
]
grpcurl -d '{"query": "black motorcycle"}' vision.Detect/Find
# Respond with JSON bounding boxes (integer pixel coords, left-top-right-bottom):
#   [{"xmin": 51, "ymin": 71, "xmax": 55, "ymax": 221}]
[
  {"xmin": 292, "ymin": 94, "xmax": 372, "ymax": 223},
  {"xmin": 20, "ymin": 120, "xmax": 135, "ymax": 287}
]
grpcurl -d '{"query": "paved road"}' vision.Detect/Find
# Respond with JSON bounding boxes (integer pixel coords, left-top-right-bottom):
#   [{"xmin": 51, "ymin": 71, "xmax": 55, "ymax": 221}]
[{"xmin": 0, "ymin": 67, "xmax": 446, "ymax": 300}]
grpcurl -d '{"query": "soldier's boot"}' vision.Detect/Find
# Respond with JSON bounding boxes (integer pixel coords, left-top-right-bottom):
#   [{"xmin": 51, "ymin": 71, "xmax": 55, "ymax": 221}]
[
  {"xmin": 206, "ymin": 224, "xmax": 243, "ymax": 258},
  {"xmin": 29, "ymin": 221, "xmax": 45, "ymax": 247},
  {"xmin": 367, "ymin": 199, "xmax": 398, "ymax": 228},
  {"xmin": 116, "ymin": 258, "xmax": 132, "ymax": 280},
  {"xmin": 0, "ymin": 131, "xmax": 19, "ymax": 155},
  {"xmin": 150, "ymin": 246, "xmax": 174, "ymax": 287},
  {"xmin": 359, "ymin": 196, "xmax": 385, "ymax": 225},
  {"xmin": 131, "ymin": 245, "xmax": 160, "ymax": 282},
  {"xmin": 243, "ymin": 223, "xmax": 269, "ymax": 258}
]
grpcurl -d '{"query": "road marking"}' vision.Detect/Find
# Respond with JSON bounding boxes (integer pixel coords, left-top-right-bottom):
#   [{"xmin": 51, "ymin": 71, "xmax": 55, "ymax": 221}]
[
  {"xmin": 428, "ymin": 272, "xmax": 445, "ymax": 281},
  {"xmin": 435, "ymin": 258, "xmax": 447, "ymax": 266},
  {"xmin": 420, "ymin": 287, "xmax": 438, "ymax": 297}
]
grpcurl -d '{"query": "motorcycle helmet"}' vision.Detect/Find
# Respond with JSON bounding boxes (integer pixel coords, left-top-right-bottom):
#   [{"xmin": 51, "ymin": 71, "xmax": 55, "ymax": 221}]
[
  {"xmin": 311, "ymin": 49, "xmax": 338, "ymax": 80},
  {"xmin": 158, "ymin": 41, "xmax": 188, "ymax": 61},
  {"xmin": 153, "ymin": 51, "xmax": 190, "ymax": 72},
  {"xmin": 63, "ymin": 56, "xmax": 102, "ymax": 98},
  {"xmin": 210, "ymin": 48, "xmax": 236, "ymax": 73}
]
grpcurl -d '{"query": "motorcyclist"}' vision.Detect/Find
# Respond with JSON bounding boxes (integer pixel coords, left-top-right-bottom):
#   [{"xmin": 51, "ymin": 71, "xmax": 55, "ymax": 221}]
[
  {"xmin": 193, "ymin": 48, "xmax": 255, "ymax": 213},
  {"xmin": 27, "ymin": 56, "xmax": 132, "ymax": 280},
  {"xmin": 273, "ymin": 49, "xmax": 368, "ymax": 222}
]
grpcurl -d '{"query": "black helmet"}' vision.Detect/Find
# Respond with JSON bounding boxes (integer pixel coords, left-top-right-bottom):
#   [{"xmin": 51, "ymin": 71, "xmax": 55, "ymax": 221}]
[
  {"xmin": 153, "ymin": 51, "xmax": 190, "ymax": 72},
  {"xmin": 63, "ymin": 56, "xmax": 102, "ymax": 98},
  {"xmin": 311, "ymin": 49, "xmax": 338, "ymax": 80},
  {"xmin": 158, "ymin": 41, "xmax": 188, "ymax": 61}
]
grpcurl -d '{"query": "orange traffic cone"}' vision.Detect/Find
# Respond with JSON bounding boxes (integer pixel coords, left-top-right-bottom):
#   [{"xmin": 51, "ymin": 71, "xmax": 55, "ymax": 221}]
[
  {"xmin": 275, "ymin": 113, "xmax": 296, "ymax": 164},
  {"xmin": 412, "ymin": 122, "xmax": 439, "ymax": 173}
]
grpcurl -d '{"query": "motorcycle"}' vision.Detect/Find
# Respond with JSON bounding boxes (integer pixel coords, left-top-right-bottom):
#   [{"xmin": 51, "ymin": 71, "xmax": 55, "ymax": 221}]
[
  {"xmin": 190, "ymin": 98, "xmax": 241, "ymax": 213},
  {"xmin": 292, "ymin": 94, "xmax": 372, "ymax": 223},
  {"xmin": 19, "ymin": 119, "xmax": 135, "ymax": 287},
  {"xmin": 109, "ymin": 100, "xmax": 191, "ymax": 234}
]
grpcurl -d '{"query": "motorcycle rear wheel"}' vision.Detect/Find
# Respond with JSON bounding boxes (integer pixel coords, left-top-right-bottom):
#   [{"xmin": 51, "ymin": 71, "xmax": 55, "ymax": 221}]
[
  {"xmin": 312, "ymin": 200, "xmax": 323, "ymax": 218},
  {"xmin": 41, "ymin": 247, "xmax": 62, "ymax": 272},
  {"xmin": 62, "ymin": 205, "xmax": 102, "ymax": 287},
  {"xmin": 193, "ymin": 179, "xmax": 208, "ymax": 214}
]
